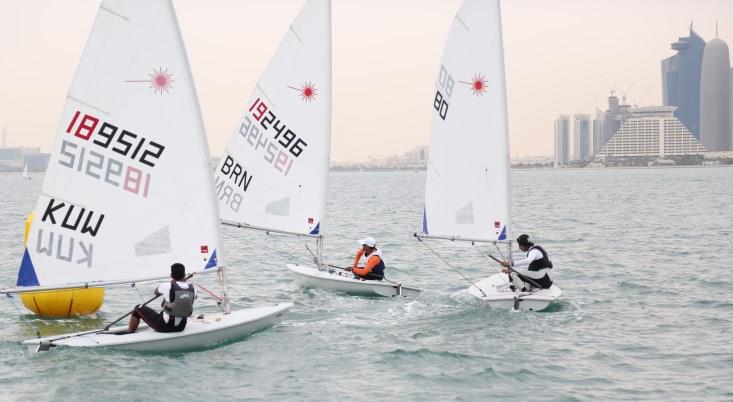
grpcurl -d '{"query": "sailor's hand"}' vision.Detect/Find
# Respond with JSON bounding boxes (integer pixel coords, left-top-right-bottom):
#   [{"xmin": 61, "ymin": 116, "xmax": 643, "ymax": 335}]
[
  {"xmin": 500, "ymin": 260, "xmax": 511, "ymax": 268},
  {"xmin": 344, "ymin": 267, "xmax": 353, "ymax": 272}
]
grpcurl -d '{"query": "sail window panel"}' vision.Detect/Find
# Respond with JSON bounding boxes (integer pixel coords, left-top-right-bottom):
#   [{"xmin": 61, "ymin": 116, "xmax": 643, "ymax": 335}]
[{"xmin": 134, "ymin": 226, "xmax": 172, "ymax": 257}]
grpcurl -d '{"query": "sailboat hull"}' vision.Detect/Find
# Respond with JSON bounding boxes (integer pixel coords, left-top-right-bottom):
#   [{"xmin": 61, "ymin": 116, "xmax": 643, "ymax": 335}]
[
  {"xmin": 287, "ymin": 264, "xmax": 421, "ymax": 298},
  {"xmin": 468, "ymin": 273, "xmax": 561, "ymax": 311},
  {"xmin": 23, "ymin": 303, "xmax": 292, "ymax": 352}
]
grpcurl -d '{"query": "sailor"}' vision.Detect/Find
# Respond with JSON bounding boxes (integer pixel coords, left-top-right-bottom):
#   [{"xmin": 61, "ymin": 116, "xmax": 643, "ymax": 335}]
[
  {"xmin": 345, "ymin": 236, "xmax": 385, "ymax": 281},
  {"xmin": 500, "ymin": 234, "xmax": 553, "ymax": 291},
  {"xmin": 126, "ymin": 263, "xmax": 196, "ymax": 333}
]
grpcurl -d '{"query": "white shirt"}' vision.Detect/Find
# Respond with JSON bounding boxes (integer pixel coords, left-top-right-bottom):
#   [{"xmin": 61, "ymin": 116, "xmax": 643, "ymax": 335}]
[
  {"xmin": 511, "ymin": 248, "xmax": 550, "ymax": 279},
  {"xmin": 511, "ymin": 248, "xmax": 543, "ymax": 268},
  {"xmin": 157, "ymin": 281, "xmax": 194, "ymax": 325}
]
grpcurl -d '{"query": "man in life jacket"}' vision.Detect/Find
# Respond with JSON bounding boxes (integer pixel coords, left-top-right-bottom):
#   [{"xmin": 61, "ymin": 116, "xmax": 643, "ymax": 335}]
[
  {"xmin": 345, "ymin": 236, "xmax": 385, "ymax": 281},
  {"xmin": 126, "ymin": 263, "xmax": 196, "ymax": 333},
  {"xmin": 500, "ymin": 234, "xmax": 553, "ymax": 291}
]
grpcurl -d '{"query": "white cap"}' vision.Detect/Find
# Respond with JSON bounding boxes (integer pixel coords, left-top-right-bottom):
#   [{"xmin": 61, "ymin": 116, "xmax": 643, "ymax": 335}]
[{"xmin": 359, "ymin": 237, "xmax": 376, "ymax": 247}]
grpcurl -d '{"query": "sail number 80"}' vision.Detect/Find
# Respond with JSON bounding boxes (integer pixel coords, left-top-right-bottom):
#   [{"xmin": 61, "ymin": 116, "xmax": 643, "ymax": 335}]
[
  {"xmin": 433, "ymin": 65, "xmax": 454, "ymax": 120},
  {"xmin": 434, "ymin": 91, "xmax": 449, "ymax": 120}
]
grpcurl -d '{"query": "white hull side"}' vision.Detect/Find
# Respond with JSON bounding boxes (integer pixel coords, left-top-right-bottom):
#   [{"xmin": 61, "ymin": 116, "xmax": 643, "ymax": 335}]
[
  {"xmin": 24, "ymin": 303, "xmax": 292, "ymax": 352},
  {"xmin": 467, "ymin": 273, "xmax": 561, "ymax": 311},
  {"xmin": 287, "ymin": 264, "xmax": 421, "ymax": 298}
]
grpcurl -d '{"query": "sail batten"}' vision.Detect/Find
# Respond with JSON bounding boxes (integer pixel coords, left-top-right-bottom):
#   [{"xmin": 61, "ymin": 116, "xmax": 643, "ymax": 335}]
[
  {"xmin": 99, "ymin": 5, "xmax": 130, "ymax": 21},
  {"xmin": 214, "ymin": 0, "xmax": 332, "ymax": 237},
  {"xmin": 17, "ymin": 0, "xmax": 223, "ymax": 289},
  {"xmin": 422, "ymin": 0, "xmax": 511, "ymax": 242}
]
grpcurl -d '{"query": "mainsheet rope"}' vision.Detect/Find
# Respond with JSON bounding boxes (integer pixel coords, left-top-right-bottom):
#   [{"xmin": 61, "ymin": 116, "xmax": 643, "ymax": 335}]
[
  {"xmin": 493, "ymin": 242, "xmax": 508, "ymax": 261},
  {"xmin": 415, "ymin": 236, "xmax": 486, "ymax": 297},
  {"xmin": 475, "ymin": 245, "xmax": 512, "ymax": 287},
  {"xmin": 131, "ymin": 282, "xmax": 146, "ymax": 303}
]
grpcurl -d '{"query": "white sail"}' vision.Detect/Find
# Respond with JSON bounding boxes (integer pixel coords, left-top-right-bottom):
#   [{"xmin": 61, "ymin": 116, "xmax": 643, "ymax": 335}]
[
  {"xmin": 214, "ymin": 0, "xmax": 332, "ymax": 236},
  {"xmin": 422, "ymin": 0, "xmax": 511, "ymax": 242},
  {"xmin": 16, "ymin": 0, "xmax": 222, "ymax": 289}
]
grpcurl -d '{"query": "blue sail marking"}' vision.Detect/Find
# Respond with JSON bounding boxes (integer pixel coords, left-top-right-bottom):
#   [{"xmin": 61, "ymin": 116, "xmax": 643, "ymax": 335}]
[
  {"xmin": 422, "ymin": 208, "xmax": 429, "ymax": 234},
  {"xmin": 309, "ymin": 222, "xmax": 320, "ymax": 235},
  {"xmin": 16, "ymin": 248, "xmax": 40, "ymax": 286},
  {"xmin": 497, "ymin": 225, "xmax": 507, "ymax": 241},
  {"xmin": 204, "ymin": 250, "xmax": 218, "ymax": 270}
]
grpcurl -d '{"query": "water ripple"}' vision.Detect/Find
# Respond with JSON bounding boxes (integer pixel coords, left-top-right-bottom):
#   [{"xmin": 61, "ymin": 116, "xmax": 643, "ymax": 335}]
[{"xmin": 0, "ymin": 168, "xmax": 732, "ymax": 400}]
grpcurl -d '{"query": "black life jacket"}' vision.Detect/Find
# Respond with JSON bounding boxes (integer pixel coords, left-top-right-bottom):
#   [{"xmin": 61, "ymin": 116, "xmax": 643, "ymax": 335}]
[
  {"xmin": 528, "ymin": 245, "xmax": 553, "ymax": 272},
  {"xmin": 163, "ymin": 280, "xmax": 195, "ymax": 318}
]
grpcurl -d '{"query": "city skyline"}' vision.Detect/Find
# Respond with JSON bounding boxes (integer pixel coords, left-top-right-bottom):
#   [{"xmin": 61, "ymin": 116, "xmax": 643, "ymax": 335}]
[
  {"xmin": 0, "ymin": 0, "xmax": 731, "ymax": 162},
  {"xmin": 554, "ymin": 24, "xmax": 733, "ymax": 165}
]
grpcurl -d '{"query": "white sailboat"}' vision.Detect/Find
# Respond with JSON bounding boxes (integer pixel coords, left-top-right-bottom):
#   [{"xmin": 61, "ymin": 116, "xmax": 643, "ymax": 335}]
[
  {"xmin": 2, "ymin": 0, "xmax": 291, "ymax": 351},
  {"xmin": 22, "ymin": 164, "xmax": 32, "ymax": 180},
  {"xmin": 416, "ymin": 0, "xmax": 560, "ymax": 311},
  {"xmin": 213, "ymin": 0, "xmax": 420, "ymax": 298}
]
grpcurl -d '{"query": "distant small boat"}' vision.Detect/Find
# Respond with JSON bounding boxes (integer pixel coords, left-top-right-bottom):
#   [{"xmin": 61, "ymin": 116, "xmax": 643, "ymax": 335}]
[{"xmin": 22, "ymin": 164, "xmax": 31, "ymax": 180}]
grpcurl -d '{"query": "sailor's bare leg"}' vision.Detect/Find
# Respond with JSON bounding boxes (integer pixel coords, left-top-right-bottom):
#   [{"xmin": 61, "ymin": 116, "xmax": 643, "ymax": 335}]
[{"xmin": 128, "ymin": 312, "xmax": 141, "ymax": 333}]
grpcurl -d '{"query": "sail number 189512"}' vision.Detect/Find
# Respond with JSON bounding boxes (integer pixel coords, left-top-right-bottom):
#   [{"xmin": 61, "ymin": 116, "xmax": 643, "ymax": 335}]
[{"xmin": 59, "ymin": 110, "xmax": 165, "ymax": 199}]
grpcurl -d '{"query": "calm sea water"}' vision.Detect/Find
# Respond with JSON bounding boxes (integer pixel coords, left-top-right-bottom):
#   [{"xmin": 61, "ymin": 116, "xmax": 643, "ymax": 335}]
[{"xmin": 1, "ymin": 167, "xmax": 732, "ymax": 401}]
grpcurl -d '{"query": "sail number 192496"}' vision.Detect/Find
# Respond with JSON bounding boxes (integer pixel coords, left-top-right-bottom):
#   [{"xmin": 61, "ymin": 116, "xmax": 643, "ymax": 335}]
[{"xmin": 238, "ymin": 97, "xmax": 308, "ymax": 177}]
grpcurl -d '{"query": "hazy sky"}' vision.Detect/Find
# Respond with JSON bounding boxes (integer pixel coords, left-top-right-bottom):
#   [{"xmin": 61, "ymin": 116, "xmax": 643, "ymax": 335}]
[{"xmin": 0, "ymin": 0, "xmax": 731, "ymax": 161}]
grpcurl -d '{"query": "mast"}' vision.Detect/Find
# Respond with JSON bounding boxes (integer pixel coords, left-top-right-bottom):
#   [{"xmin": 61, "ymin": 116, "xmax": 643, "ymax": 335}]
[
  {"xmin": 497, "ymin": 0, "xmax": 513, "ymax": 262},
  {"xmin": 168, "ymin": 0, "xmax": 231, "ymax": 313}
]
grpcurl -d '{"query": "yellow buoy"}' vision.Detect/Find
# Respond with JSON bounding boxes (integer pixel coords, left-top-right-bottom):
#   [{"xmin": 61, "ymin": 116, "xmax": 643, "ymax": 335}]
[
  {"xmin": 19, "ymin": 212, "xmax": 105, "ymax": 317},
  {"xmin": 20, "ymin": 288, "xmax": 105, "ymax": 318}
]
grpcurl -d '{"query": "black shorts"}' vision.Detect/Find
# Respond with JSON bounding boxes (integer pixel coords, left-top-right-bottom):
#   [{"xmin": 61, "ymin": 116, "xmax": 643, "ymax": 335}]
[
  {"xmin": 515, "ymin": 272, "xmax": 553, "ymax": 289},
  {"xmin": 133, "ymin": 306, "xmax": 186, "ymax": 333}
]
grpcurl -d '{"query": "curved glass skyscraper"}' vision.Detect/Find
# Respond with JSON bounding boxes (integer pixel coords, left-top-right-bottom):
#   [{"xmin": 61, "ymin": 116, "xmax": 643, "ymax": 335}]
[{"xmin": 661, "ymin": 27, "xmax": 705, "ymax": 139}]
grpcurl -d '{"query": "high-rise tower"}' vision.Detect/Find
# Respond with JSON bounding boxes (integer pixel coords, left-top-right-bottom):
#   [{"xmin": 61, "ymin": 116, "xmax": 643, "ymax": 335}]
[
  {"xmin": 554, "ymin": 115, "xmax": 570, "ymax": 167},
  {"xmin": 600, "ymin": 91, "xmax": 631, "ymax": 149},
  {"xmin": 661, "ymin": 25, "xmax": 705, "ymax": 139},
  {"xmin": 573, "ymin": 114, "xmax": 592, "ymax": 161},
  {"xmin": 592, "ymin": 112, "xmax": 604, "ymax": 156},
  {"xmin": 700, "ymin": 33, "xmax": 732, "ymax": 151}
]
